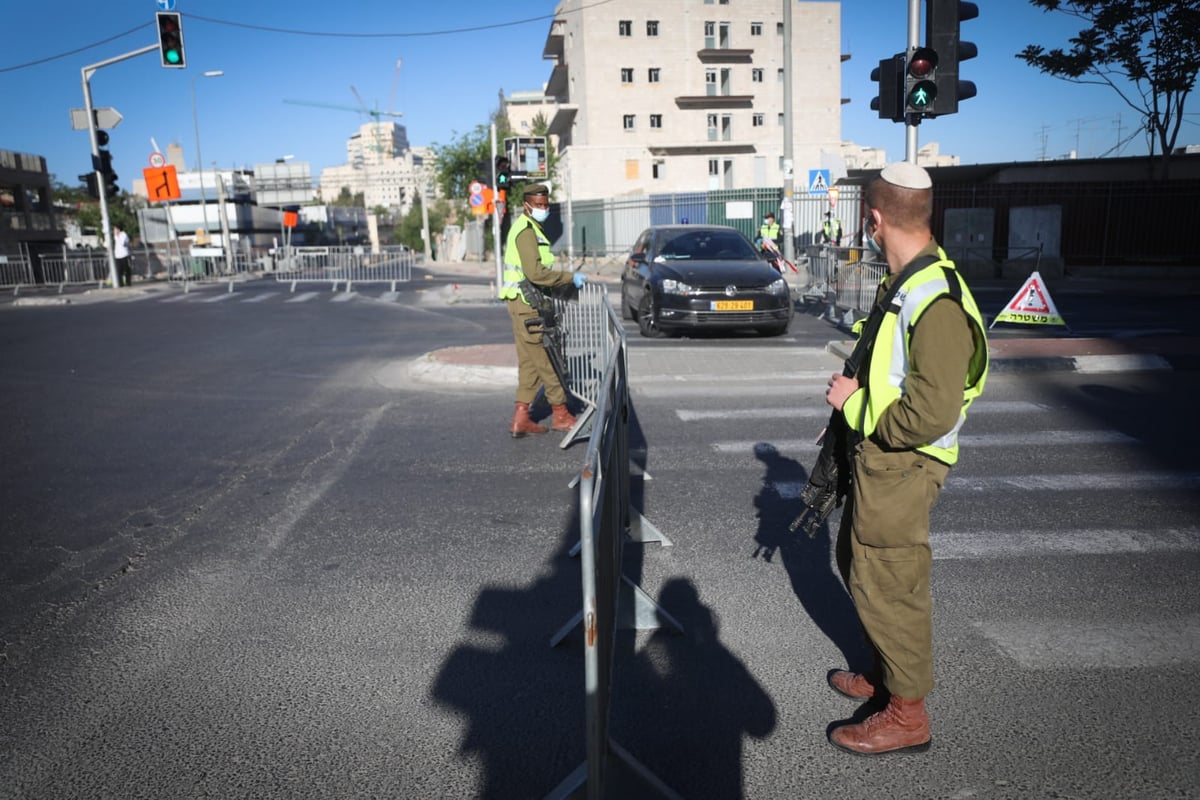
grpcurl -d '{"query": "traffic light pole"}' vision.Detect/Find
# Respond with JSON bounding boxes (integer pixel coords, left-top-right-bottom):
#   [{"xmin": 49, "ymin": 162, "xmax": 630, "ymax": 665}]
[
  {"xmin": 81, "ymin": 44, "xmax": 156, "ymax": 288},
  {"xmin": 780, "ymin": 0, "xmax": 795, "ymax": 262},
  {"xmin": 905, "ymin": 0, "xmax": 920, "ymax": 164}
]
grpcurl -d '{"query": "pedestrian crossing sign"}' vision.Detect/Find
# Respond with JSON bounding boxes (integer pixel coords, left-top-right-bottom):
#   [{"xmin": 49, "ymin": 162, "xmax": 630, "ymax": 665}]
[
  {"xmin": 807, "ymin": 169, "xmax": 830, "ymax": 194},
  {"xmin": 990, "ymin": 271, "xmax": 1067, "ymax": 328}
]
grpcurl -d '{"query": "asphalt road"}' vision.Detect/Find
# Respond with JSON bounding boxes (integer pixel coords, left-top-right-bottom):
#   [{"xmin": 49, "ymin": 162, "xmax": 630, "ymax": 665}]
[{"xmin": 2, "ymin": 283, "xmax": 1198, "ymax": 799}]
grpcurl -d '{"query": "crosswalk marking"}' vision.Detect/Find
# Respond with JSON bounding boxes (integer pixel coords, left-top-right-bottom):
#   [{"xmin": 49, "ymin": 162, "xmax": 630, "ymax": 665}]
[
  {"xmin": 712, "ymin": 430, "xmax": 1139, "ymax": 453},
  {"xmin": 978, "ymin": 617, "xmax": 1200, "ymax": 669},
  {"xmin": 332, "ymin": 292, "xmax": 357, "ymax": 303},
  {"xmin": 240, "ymin": 292, "xmax": 274, "ymax": 303},
  {"xmin": 199, "ymin": 293, "xmax": 234, "ymax": 303},
  {"xmin": 677, "ymin": 400, "xmax": 1055, "ymax": 421},
  {"xmin": 767, "ymin": 472, "xmax": 1200, "ymax": 498},
  {"xmin": 285, "ymin": 292, "xmax": 319, "ymax": 303}
]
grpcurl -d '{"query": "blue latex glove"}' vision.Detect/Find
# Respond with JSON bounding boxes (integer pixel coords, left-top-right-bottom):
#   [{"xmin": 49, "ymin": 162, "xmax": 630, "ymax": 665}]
[{"xmin": 572, "ymin": 272, "xmax": 587, "ymax": 289}]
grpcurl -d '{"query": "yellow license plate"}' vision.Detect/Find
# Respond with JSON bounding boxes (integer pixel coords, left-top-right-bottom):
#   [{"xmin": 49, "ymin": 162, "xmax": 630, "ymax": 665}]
[{"xmin": 711, "ymin": 300, "xmax": 754, "ymax": 311}]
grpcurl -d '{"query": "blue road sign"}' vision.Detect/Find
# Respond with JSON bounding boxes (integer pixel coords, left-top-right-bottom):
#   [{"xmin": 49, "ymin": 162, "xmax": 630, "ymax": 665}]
[
  {"xmin": 156, "ymin": 0, "xmax": 175, "ymax": 11},
  {"xmin": 808, "ymin": 169, "xmax": 830, "ymax": 195}
]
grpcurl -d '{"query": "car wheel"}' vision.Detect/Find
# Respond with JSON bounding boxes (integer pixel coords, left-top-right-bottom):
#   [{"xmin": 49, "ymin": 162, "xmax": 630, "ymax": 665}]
[{"xmin": 637, "ymin": 292, "xmax": 667, "ymax": 338}]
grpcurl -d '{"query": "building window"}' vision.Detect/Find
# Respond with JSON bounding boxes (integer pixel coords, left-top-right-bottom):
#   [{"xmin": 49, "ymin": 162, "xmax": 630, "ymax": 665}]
[
  {"xmin": 626, "ymin": 160, "xmax": 640, "ymax": 179},
  {"xmin": 777, "ymin": 68, "xmax": 785, "ymax": 83},
  {"xmin": 777, "ymin": 112, "xmax": 785, "ymax": 126},
  {"xmin": 752, "ymin": 68, "xmax": 763, "ymax": 83},
  {"xmin": 623, "ymin": 114, "xmax": 636, "ymax": 130},
  {"xmin": 751, "ymin": 22, "xmax": 762, "ymax": 36},
  {"xmin": 721, "ymin": 114, "xmax": 732, "ymax": 141},
  {"xmin": 777, "ymin": 22, "xmax": 784, "ymax": 35},
  {"xmin": 652, "ymin": 159, "xmax": 664, "ymax": 179},
  {"xmin": 619, "ymin": 20, "xmax": 632, "ymax": 36},
  {"xmin": 621, "ymin": 68, "xmax": 634, "ymax": 84},
  {"xmin": 709, "ymin": 159, "xmax": 719, "ymax": 177},
  {"xmin": 648, "ymin": 67, "xmax": 661, "ymax": 83},
  {"xmin": 647, "ymin": 20, "xmax": 659, "ymax": 36},
  {"xmin": 650, "ymin": 114, "xmax": 663, "ymax": 129},
  {"xmin": 705, "ymin": 70, "xmax": 717, "ymax": 96},
  {"xmin": 707, "ymin": 114, "xmax": 718, "ymax": 141},
  {"xmin": 753, "ymin": 113, "xmax": 764, "ymax": 127}
]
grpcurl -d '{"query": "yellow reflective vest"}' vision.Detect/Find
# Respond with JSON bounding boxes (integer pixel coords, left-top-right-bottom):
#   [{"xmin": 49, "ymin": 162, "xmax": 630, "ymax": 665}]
[
  {"xmin": 759, "ymin": 221, "xmax": 781, "ymax": 242},
  {"xmin": 841, "ymin": 253, "xmax": 989, "ymax": 465},
  {"xmin": 499, "ymin": 214, "xmax": 555, "ymax": 303}
]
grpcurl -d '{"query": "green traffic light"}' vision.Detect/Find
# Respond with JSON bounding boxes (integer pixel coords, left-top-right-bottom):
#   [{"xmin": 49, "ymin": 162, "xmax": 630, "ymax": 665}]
[
  {"xmin": 165, "ymin": 50, "xmax": 181, "ymax": 64},
  {"xmin": 907, "ymin": 80, "xmax": 937, "ymax": 109}
]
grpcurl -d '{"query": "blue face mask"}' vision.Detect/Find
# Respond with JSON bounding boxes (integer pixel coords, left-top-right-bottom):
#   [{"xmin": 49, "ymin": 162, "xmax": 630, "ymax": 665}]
[
  {"xmin": 529, "ymin": 206, "xmax": 550, "ymax": 223},
  {"xmin": 864, "ymin": 213, "xmax": 883, "ymax": 257}
]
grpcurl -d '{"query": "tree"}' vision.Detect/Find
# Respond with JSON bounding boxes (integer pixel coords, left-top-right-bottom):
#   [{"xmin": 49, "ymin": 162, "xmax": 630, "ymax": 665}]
[{"xmin": 1017, "ymin": 0, "xmax": 1200, "ymax": 179}]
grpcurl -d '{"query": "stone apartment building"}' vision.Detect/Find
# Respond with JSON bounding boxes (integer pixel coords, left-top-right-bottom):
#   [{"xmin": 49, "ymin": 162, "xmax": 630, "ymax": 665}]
[
  {"xmin": 318, "ymin": 121, "xmax": 432, "ymax": 214},
  {"xmin": 539, "ymin": 0, "xmax": 844, "ymax": 200}
]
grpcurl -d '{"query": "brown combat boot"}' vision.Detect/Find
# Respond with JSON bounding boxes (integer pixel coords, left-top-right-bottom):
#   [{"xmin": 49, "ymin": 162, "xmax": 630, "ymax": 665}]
[
  {"xmin": 550, "ymin": 404, "xmax": 577, "ymax": 431},
  {"xmin": 828, "ymin": 670, "xmax": 879, "ymax": 701},
  {"xmin": 510, "ymin": 402, "xmax": 548, "ymax": 438},
  {"xmin": 829, "ymin": 695, "xmax": 931, "ymax": 755}
]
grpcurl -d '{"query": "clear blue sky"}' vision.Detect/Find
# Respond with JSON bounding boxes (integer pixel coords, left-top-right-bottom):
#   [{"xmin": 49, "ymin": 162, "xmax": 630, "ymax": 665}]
[{"xmin": 1, "ymin": 1, "xmax": 1189, "ymax": 189}]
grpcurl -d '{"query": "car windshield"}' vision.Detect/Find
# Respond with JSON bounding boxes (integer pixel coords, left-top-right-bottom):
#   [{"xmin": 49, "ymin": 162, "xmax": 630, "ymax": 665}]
[{"xmin": 655, "ymin": 230, "xmax": 758, "ymax": 261}]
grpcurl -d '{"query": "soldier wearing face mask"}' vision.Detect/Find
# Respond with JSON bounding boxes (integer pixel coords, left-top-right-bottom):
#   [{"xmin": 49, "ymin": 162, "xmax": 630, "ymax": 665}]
[{"xmin": 498, "ymin": 183, "xmax": 587, "ymax": 437}]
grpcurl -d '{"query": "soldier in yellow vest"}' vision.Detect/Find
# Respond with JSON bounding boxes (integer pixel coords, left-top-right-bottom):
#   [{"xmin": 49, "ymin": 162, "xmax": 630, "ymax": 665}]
[
  {"xmin": 822, "ymin": 162, "xmax": 988, "ymax": 755},
  {"xmin": 499, "ymin": 184, "xmax": 587, "ymax": 437}
]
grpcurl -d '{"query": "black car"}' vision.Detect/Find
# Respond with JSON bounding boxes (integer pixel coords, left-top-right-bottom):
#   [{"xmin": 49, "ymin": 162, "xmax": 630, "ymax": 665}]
[{"xmin": 619, "ymin": 225, "xmax": 794, "ymax": 337}]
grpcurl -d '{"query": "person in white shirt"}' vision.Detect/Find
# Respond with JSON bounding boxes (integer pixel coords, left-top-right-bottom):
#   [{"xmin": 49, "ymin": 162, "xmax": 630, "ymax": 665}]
[{"xmin": 113, "ymin": 224, "xmax": 132, "ymax": 287}]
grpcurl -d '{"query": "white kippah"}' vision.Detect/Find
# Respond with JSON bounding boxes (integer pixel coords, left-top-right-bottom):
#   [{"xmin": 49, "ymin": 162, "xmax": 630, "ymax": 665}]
[{"xmin": 880, "ymin": 162, "xmax": 932, "ymax": 190}]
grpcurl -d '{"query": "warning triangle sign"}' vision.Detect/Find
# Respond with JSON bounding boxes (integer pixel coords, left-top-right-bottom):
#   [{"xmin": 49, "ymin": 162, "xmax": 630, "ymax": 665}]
[{"xmin": 990, "ymin": 271, "xmax": 1067, "ymax": 328}]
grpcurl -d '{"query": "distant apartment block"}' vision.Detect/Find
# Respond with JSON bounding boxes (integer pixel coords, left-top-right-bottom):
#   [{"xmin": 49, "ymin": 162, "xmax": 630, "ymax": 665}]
[{"xmin": 538, "ymin": 0, "xmax": 843, "ymax": 199}]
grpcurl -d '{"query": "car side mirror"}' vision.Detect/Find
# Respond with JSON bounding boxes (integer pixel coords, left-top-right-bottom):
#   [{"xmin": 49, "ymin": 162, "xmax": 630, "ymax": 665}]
[{"xmin": 628, "ymin": 252, "xmax": 647, "ymax": 265}]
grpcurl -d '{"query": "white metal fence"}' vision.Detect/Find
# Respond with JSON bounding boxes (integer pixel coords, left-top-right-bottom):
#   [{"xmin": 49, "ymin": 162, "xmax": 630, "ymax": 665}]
[
  {"xmin": 0, "ymin": 255, "xmax": 34, "ymax": 292},
  {"xmin": 272, "ymin": 246, "xmax": 417, "ymax": 292}
]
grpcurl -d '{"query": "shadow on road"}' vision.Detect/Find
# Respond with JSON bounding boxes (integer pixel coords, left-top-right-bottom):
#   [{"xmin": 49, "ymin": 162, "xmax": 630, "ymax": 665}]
[{"xmin": 750, "ymin": 442, "xmax": 873, "ymax": 675}]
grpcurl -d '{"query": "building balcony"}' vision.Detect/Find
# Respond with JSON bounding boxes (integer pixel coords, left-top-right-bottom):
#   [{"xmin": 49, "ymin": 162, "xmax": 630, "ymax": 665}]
[
  {"xmin": 543, "ymin": 18, "xmax": 565, "ymax": 60},
  {"xmin": 675, "ymin": 95, "xmax": 754, "ymax": 110},
  {"xmin": 696, "ymin": 48, "xmax": 754, "ymax": 63},
  {"xmin": 547, "ymin": 104, "xmax": 578, "ymax": 137},
  {"xmin": 646, "ymin": 142, "xmax": 757, "ymax": 156},
  {"xmin": 545, "ymin": 63, "xmax": 569, "ymax": 98}
]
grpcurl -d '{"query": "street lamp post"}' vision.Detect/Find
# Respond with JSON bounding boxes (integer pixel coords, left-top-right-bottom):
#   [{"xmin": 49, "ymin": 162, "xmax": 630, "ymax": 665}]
[{"xmin": 190, "ymin": 69, "xmax": 223, "ymax": 244}]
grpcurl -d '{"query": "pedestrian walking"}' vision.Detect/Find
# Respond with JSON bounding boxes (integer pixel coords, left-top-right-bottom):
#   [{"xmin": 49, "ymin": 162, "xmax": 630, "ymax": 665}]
[
  {"xmin": 821, "ymin": 162, "xmax": 989, "ymax": 755},
  {"xmin": 499, "ymin": 184, "xmax": 586, "ymax": 437}
]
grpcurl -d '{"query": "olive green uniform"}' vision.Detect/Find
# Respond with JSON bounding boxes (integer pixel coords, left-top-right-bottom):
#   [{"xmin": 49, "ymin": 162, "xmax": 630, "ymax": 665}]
[
  {"xmin": 835, "ymin": 240, "xmax": 977, "ymax": 699},
  {"xmin": 506, "ymin": 216, "xmax": 575, "ymax": 406}
]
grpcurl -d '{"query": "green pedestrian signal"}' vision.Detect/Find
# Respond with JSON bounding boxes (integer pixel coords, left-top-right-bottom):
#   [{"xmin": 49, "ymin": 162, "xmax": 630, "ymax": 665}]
[{"xmin": 905, "ymin": 46, "xmax": 939, "ymax": 115}]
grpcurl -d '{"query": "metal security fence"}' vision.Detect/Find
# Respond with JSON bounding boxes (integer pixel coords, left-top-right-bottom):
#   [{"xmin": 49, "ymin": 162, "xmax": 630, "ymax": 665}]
[
  {"xmin": 549, "ymin": 283, "xmax": 621, "ymax": 449},
  {"xmin": 560, "ymin": 186, "xmax": 864, "ymax": 263},
  {"xmin": 546, "ymin": 291, "xmax": 682, "ymax": 800},
  {"xmin": 272, "ymin": 245, "xmax": 417, "ymax": 291},
  {"xmin": 0, "ymin": 254, "xmax": 34, "ymax": 292},
  {"xmin": 38, "ymin": 253, "xmax": 109, "ymax": 290}
]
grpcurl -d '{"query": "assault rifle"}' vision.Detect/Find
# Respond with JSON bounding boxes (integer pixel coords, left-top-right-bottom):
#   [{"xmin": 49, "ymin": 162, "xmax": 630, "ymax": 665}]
[
  {"xmin": 788, "ymin": 254, "xmax": 936, "ymax": 537},
  {"xmin": 520, "ymin": 278, "xmax": 576, "ymax": 390}
]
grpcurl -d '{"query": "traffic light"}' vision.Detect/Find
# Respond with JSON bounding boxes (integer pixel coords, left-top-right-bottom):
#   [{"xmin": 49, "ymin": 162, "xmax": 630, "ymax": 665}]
[
  {"xmin": 926, "ymin": 0, "xmax": 978, "ymax": 115},
  {"xmin": 79, "ymin": 173, "xmax": 101, "ymax": 200},
  {"xmin": 870, "ymin": 53, "xmax": 905, "ymax": 123},
  {"xmin": 905, "ymin": 46, "xmax": 939, "ymax": 116},
  {"xmin": 156, "ymin": 11, "xmax": 186, "ymax": 69},
  {"xmin": 93, "ymin": 148, "xmax": 119, "ymax": 198}
]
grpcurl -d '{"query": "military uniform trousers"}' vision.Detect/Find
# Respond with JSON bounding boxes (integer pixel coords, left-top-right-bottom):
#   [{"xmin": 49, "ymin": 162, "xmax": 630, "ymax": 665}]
[
  {"xmin": 835, "ymin": 439, "xmax": 950, "ymax": 699},
  {"xmin": 507, "ymin": 298, "xmax": 567, "ymax": 406}
]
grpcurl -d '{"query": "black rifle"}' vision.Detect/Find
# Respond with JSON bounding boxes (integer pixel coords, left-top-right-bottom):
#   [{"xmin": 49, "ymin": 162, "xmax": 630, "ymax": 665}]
[
  {"xmin": 520, "ymin": 278, "xmax": 576, "ymax": 390},
  {"xmin": 789, "ymin": 255, "xmax": 937, "ymax": 537}
]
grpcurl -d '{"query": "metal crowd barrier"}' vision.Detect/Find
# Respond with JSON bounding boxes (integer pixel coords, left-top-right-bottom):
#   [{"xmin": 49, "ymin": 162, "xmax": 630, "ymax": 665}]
[
  {"xmin": 549, "ymin": 282, "xmax": 621, "ymax": 449},
  {"xmin": 545, "ymin": 295, "xmax": 683, "ymax": 800},
  {"xmin": 37, "ymin": 254, "xmax": 109, "ymax": 292},
  {"xmin": 272, "ymin": 246, "xmax": 416, "ymax": 292},
  {"xmin": 801, "ymin": 245, "xmax": 886, "ymax": 324},
  {"xmin": 0, "ymin": 255, "xmax": 35, "ymax": 294}
]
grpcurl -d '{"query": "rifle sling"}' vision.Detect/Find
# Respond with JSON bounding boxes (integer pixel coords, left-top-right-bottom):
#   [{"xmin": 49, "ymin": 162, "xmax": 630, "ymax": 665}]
[{"xmin": 841, "ymin": 254, "xmax": 940, "ymax": 378}]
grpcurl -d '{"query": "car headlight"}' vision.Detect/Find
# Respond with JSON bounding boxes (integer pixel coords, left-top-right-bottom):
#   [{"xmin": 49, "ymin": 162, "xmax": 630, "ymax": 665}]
[
  {"xmin": 660, "ymin": 278, "xmax": 695, "ymax": 295},
  {"xmin": 766, "ymin": 278, "xmax": 789, "ymax": 296}
]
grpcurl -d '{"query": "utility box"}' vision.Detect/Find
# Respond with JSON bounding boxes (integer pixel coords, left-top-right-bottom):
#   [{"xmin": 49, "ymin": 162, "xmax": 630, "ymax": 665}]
[{"xmin": 942, "ymin": 207, "xmax": 994, "ymax": 280}]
